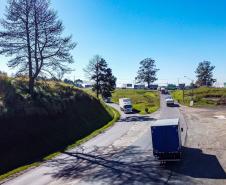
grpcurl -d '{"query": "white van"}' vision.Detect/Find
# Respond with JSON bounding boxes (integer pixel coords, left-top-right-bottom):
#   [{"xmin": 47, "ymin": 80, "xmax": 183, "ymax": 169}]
[{"xmin": 119, "ymin": 98, "xmax": 133, "ymax": 113}]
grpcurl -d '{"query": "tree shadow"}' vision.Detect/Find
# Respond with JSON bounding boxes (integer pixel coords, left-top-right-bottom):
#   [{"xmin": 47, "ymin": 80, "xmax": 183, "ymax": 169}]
[
  {"xmin": 45, "ymin": 145, "xmax": 226, "ymax": 184},
  {"xmin": 45, "ymin": 146, "xmax": 171, "ymax": 184},
  {"xmin": 132, "ymin": 109, "xmax": 140, "ymax": 114},
  {"xmin": 166, "ymin": 147, "xmax": 226, "ymax": 179},
  {"xmin": 167, "ymin": 103, "xmax": 180, "ymax": 108},
  {"xmin": 118, "ymin": 116, "xmax": 156, "ymax": 122}
]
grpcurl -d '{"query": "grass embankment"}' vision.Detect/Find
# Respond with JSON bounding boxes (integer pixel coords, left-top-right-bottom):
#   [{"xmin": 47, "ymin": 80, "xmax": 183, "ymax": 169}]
[
  {"xmin": 112, "ymin": 89, "xmax": 160, "ymax": 114},
  {"xmin": 172, "ymin": 86, "xmax": 226, "ymax": 107},
  {"xmin": 0, "ymin": 75, "xmax": 120, "ymax": 180}
]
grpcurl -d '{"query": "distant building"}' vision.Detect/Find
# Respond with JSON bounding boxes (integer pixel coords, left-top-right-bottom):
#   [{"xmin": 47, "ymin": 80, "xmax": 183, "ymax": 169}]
[
  {"xmin": 121, "ymin": 83, "xmax": 133, "ymax": 89},
  {"xmin": 148, "ymin": 84, "xmax": 158, "ymax": 90},
  {"xmin": 82, "ymin": 81, "xmax": 94, "ymax": 88},
  {"xmin": 178, "ymin": 83, "xmax": 185, "ymax": 90},
  {"xmin": 83, "ymin": 84, "xmax": 92, "ymax": 88},
  {"xmin": 167, "ymin": 84, "xmax": 177, "ymax": 90},
  {"xmin": 134, "ymin": 84, "xmax": 145, "ymax": 89}
]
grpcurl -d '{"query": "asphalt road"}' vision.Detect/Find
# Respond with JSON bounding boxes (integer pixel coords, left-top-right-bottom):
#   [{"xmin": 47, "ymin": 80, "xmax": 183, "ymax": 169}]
[{"xmin": 1, "ymin": 94, "xmax": 213, "ymax": 185}]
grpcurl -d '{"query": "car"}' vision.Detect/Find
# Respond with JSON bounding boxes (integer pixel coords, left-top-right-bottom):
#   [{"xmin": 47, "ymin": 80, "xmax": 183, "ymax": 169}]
[{"xmin": 165, "ymin": 97, "xmax": 174, "ymax": 106}]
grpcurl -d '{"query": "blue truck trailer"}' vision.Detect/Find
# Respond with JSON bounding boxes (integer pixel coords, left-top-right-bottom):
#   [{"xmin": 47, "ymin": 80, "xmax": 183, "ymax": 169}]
[{"xmin": 151, "ymin": 118, "xmax": 182, "ymax": 161}]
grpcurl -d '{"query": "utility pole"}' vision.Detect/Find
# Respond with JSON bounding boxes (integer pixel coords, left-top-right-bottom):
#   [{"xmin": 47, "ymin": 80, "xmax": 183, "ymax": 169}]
[
  {"xmin": 184, "ymin": 76, "xmax": 194, "ymax": 106},
  {"xmin": 191, "ymin": 80, "xmax": 194, "ymax": 101},
  {"xmin": 182, "ymin": 87, "xmax": 185, "ymax": 103}
]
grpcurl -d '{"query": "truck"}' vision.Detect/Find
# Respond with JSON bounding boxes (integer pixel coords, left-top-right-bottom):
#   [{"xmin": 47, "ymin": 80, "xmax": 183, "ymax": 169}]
[
  {"xmin": 160, "ymin": 87, "xmax": 168, "ymax": 94},
  {"xmin": 151, "ymin": 118, "xmax": 183, "ymax": 161},
  {"xmin": 119, "ymin": 98, "xmax": 133, "ymax": 113}
]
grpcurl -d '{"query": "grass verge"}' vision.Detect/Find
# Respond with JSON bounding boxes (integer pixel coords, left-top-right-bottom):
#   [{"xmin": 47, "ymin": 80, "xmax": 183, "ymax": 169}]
[
  {"xmin": 172, "ymin": 86, "xmax": 226, "ymax": 107},
  {"xmin": 0, "ymin": 105, "xmax": 120, "ymax": 182}
]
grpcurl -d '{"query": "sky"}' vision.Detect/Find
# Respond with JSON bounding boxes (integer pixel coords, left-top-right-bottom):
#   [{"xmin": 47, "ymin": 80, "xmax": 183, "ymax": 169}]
[{"xmin": 0, "ymin": 0, "xmax": 226, "ymax": 86}]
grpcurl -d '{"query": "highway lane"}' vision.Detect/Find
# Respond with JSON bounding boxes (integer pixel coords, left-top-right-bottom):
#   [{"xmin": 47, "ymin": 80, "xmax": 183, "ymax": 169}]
[{"xmin": 2, "ymin": 94, "xmax": 192, "ymax": 185}]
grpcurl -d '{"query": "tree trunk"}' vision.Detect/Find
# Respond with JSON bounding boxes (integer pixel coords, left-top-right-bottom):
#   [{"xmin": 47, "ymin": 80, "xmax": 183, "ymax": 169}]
[
  {"xmin": 147, "ymin": 81, "xmax": 150, "ymax": 89},
  {"xmin": 96, "ymin": 82, "xmax": 99, "ymax": 99},
  {"xmin": 25, "ymin": 0, "xmax": 33, "ymax": 96},
  {"xmin": 96, "ymin": 91, "xmax": 99, "ymax": 99},
  {"xmin": 29, "ymin": 77, "xmax": 34, "ymax": 96}
]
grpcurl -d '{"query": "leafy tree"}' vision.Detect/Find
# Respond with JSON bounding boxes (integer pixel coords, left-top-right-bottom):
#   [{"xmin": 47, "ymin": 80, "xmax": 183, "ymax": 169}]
[
  {"xmin": 101, "ymin": 68, "xmax": 116, "ymax": 98},
  {"xmin": 135, "ymin": 58, "xmax": 159, "ymax": 88},
  {"xmin": 195, "ymin": 61, "xmax": 216, "ymax": 86},
  {"xmin": 0, "ymin": 71, "xmax": 7, "ymax": 76},
  {"xmin": 84, "ymin": 55, "xmax": 116, "ymax": 98},
  {"xmin": 74, "ymin": 79, "xmax": 83, "ymax": 87},
  {"xmin": 64, "ymin": 78, "xmax": 74, "ymax": 85},
  {"xmin": 84, "ymin": 55, "xmax": 107, "ymax": 98},
  {"xmin": 0, "ymin": 0, "xmax": 76, "ymax": 96}
]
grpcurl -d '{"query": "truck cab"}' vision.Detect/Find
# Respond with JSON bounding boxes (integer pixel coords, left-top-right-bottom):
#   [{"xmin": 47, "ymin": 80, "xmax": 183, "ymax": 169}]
[
  {"xmin": 151, "ymin": 118, "xmax": 182, "ymax": 161},
  {"xmin": 160, "ymin": 87, "xmax": 168, "ymax": 94},
  {"xmin": 119, "ymin": 98, "xmax": 133, "ymax": 113}
]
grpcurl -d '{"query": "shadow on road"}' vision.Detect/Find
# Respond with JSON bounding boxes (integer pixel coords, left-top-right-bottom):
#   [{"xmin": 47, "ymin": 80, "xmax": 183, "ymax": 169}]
[
  {"xmin": 46, "ymin": 146, "xmax": 169, "ymax": 184},
  {"xmin": 167, "ymin": 103, "xmax": 180, "ymax": 108},
  {"xmin": 118, "ymin": 116, "xmax": 156, "ymax": 122},
  {"xmin": 167, "ymin": 147, "xmax": 226, "ymax": 179},
  {"xmin": 45, "ymin": 145, "xmax": 226, "ymax": 184}
]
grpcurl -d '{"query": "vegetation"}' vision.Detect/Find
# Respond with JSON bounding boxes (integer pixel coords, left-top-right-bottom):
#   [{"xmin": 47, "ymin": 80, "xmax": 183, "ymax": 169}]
[
  {"xmin": 195, "ymin": 61, "xmax": 216, "ymax": 86},
  {"xmin": 84, "ymin": 55, "xmax": 116, "ymax": 99},
  {"xmin": 0, "ymin": 0, "xmax": 76, "ymax": 95},
  {"xmin": 0, "ymin": 75, "xmax": 119, "ymax": 177},
  {"xmin": 172, "ymin": 87, "xmax": 226, "ymax": 107},
  {"xmin": 112, "ymin": 89, "xmax": 160, "ymax": 114},
  {"xmin": 74, "ymin": 79, "xmax": 83, "ymax": 87},
  {"xmin": 135, "ymin": 58, "xmax": 159, "ymax": 87}
]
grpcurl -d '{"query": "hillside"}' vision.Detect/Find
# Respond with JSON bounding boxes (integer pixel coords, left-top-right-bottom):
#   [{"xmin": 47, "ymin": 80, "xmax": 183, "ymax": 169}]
[
  {"xmin": 172, "ymin": 87, "xmax": 226, "ymax": 107},
  {"xmin": 0, "ymin": 75, "xmax": 117, "ymax": 176},
  {"xmin": 112, "ymin": 89, "xmax": 160, "ymax": 114}
]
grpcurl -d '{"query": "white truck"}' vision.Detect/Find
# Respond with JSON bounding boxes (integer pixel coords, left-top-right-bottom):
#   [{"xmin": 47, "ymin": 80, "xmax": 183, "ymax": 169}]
[{"xmin": 119, "ymin": 98, "xmax": 133, "ymax": 113}]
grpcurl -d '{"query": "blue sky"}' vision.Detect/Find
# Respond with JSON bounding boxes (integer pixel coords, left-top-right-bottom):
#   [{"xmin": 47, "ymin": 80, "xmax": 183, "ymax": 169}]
[{"xmin": 0, "ymin": 0, "xmax": 226, "ymax": 85}]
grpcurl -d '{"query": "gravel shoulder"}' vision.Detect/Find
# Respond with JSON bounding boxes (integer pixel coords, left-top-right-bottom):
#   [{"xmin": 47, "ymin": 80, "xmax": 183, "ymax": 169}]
[{"xmin": 179, "ymin": 106, "xmax": 226, "ymax": 185}]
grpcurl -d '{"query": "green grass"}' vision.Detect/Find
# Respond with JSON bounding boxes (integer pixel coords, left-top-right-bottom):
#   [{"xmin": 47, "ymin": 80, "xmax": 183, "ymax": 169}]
[
  {"xmin": 172, "ymin": 86, "xmax": 226, "ymax": 107},
  {"xmin": 112, "ymin": 89, "xmax": 160, "ymax": 114},
  {"xmin": 0, "ymin": 163, "xmax": 40, "ymax": 182},
  {"xmin": 0, "ymin": 77, "xmax": 120, "ymax": 181}
]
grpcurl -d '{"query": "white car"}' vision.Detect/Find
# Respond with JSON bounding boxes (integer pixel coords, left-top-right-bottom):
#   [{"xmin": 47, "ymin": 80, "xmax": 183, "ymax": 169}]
[{"xmin": 165, "ymin": 97, "xmax": 174, "ymax": 106}]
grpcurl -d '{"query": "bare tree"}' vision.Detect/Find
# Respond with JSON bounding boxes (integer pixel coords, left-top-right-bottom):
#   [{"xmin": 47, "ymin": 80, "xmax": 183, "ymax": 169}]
[{"xmin": 0, "ymin": 0, "xmax": 76, "ymax": 96}]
